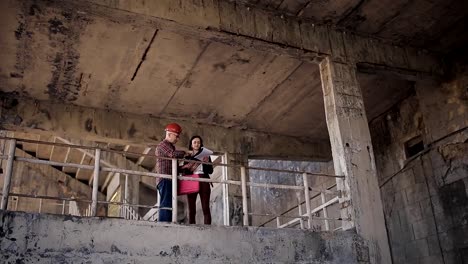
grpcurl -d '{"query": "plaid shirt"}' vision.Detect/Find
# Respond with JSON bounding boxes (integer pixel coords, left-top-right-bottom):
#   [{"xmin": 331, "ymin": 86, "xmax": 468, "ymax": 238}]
[{"xmin": 154, "ymin": 139, "xmax": 185, "ymax": 186}]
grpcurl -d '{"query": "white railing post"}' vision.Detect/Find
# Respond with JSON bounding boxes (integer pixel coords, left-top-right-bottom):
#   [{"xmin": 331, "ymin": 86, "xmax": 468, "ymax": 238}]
[
  {"xmin": 302, "ymin": 173, "xmax": 312, "ymax": 229},
  {"xmin": 171, "ymin": 159, "xmax": 178, "ymax": 223},
  {"xmin": 38, "ymin": 198, "xmax": 43, "ymax": 213},
  {"xmin": 1, "ymin": 139, "xmax": 16, "ymax": 210},
  {"xmin": 222, "ymin": 154, "xmax": 230, "ymax": 226},
  {"xmin": 276, "ymin": 217, "xmax": 281, "ymax": 228},
  {"xmin": 62, "ymin": 200, "xmax": 66, "ymax": 215},
  {"xmin": 124, "ymin": 174, "xmax": 129, "ymax": 219},
  {"xmin": 156, "ymin": 191, "xmax": 161, "ymax": 220},
  {"xmin": 296, "ymin": 193, "xmax": 305, "ymax": 229},
  {"xmin": 321, "ymin": 192, "xmax": 330, "ymax": 231},
  {"xmin": 241, "ymin": 166, "xmax": 249, "ymax": 226},
  {"xmin": 91, "ymin": 148, "xmax": 101, "ymax": 216}
]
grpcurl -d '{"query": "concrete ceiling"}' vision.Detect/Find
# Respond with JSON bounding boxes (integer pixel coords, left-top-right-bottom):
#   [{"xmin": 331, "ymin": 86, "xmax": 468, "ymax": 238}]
[
  {"xmin": 1, "ymin": 0, "xmax": 415, "ymax": 142},
  {"xmin": 238, "ymin": 0, "xmax": 468, "ymax": 53}
]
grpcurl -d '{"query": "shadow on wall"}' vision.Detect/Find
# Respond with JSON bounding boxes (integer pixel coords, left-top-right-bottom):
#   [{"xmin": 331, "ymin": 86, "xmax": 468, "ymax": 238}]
[{"xmin": 371, "ymin": 61, "xmax": 468, "ymax": 264}]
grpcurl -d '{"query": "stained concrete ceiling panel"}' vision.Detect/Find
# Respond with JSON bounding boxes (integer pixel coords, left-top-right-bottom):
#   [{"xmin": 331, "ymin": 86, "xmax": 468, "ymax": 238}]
[
  {"xmin": 336, "ymin": 0, "xmax": 411, "ymax": 33},
  {"xmin": 216, "ymin": 54, "xmax": 302, "ymax": 124},
  {"xmin": 237, "ymin": 0, "xmax": 468, "ymax": 52},
  {"xmin": 275, "ymin": 87, "xmax": 328, "ymax": 140},
  {"xmin": 0, "ymin": 0, "xmax": 22, "ymax": 93},
  {"xmin": 358, "ymin": 72, "xmax": 414, "ymax": 121},
  {"xmin": 271, "ymin": 80, "xmax": 327, "ymax": 139},
  {"xmin": 163, "ymin": 42, "xmax": 279, "ymax": 125},
  {"xmin": 76, "ymin": 154, "xmax": 93, "ymax": 181},
  {"xmin": 1, "ymin": 1, "xmax": 68, "ymax": 101},
  {"xmin": 1, "ymin": 0, "xmax": 451, "ymax": 143},
  {"xmin": 376, "ymin": 0, "xmax": 443, "ymax": 43},
  {"xmin": 49, "ymin": 144, "xmax": 69, "ymax": 163},
  {"xmin": 36, "ymin": 135, "xmax": 54, "ymax": 160},
  {"xmin": 62, "ymin": 147, "xmax": 86, "ymax": 174},
  {"xmin": 73, "ymin": 16, "xmax": 155, "ymax": 110},
  {"xmin": 118, "ymin": 30, "xmax": 208, "ymax": 116},
  {"xmin": 277, "ymin": 0, "xmax": 309, "ymax": 15},
  {"xmin": 297, "ymin": 0, "xmax": 361, "ymax": 22},
  {"xmin": 244, "ymin": 62, "xmax": 322, "ymax": 132}
]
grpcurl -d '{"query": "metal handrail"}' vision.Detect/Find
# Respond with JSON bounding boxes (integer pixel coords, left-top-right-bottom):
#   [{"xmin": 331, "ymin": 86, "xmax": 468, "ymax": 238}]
[
  {"xmin": 0, "ymin": 137, "xmax": 347, "ymax": 230},
  {"xmin": 0, "ymin": 136, "xmax": 344, "ymax": 179}
]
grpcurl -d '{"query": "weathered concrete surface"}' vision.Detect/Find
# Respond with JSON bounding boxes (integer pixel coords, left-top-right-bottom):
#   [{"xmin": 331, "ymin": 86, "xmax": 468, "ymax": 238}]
[
  {"xmin": 0, "ymin": 0, "xmax": 332, "ymax": 142},
  {"xmin": 370, "ymin": 61, "xmax": 468, "ymax": 264},
  {"xmin": 0, "ymin": 0, "xmax": 442, "ymax": 148},
  {"xmin": 0, "ymin": 211, "xmax": 367, "ymax": 264},
  {"xmin": 88, "ymin": 0, "xmax": 443, "ymax": 74},
  {"xmin": 242, "ymin": 0, "xmax": 467, "ymax": 53},
  {"xmin": 0, "ymin": 95, "xmax": 331, "ymax": 161},
  {"xmin": 319, "ymin": 58, "xmax": 391, "ymax": 263}
]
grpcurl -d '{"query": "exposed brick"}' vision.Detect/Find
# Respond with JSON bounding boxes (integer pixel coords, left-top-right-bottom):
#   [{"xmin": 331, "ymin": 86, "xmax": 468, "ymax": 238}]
[
  {"xmin": 419, "ymin": 198, "xmax": 433, "ymax": 219},
  {"xmin": 393, "ymin": 169, "xmax": 415, "ymax": 189},
  {"xmin": 405, "ymin": 238, "xmax": 430, "ymax": 260},
  {"xmin": 413, "ymin": 218, "xmax": 437, "ymax": 239},
  {"xmin": 430, "ymin": 195, "xmax": 445, "ymax": 215},
  {"xmin": 405, "ymin": 183, "xmax": 430, "ymax": 203},
  {"xmin": 392, "ymin": 191, "xmax": 406, "ymax": 210},
  {"xmin": 400, "ymin": 203, "xmax": 423, "ymax": 223},
  {"xmin": 412, "ymin": 164, "xmax": 426, "ymax": 184},
  {"xmin": 434, "ymin": 212, "xmax": 454, "ymax": 233},
  {"xmin": 390, "ymin": 215, "xmax": 415, "ymax": 245},
  {"xmin": 426, "ymin": 235, "xmax": 442, "ymax": 256},
  {"xmin": 391, "ymin": 245, "xmax": 405, "ymax": 264},
  {"xmin": 419, "ymin": 255, "xmax": 443, "ymax": 264},
  {"xmin": 443, "ymin": 250, "xmax": 463, "ymax": 264},
  {"xmin": 438, "ymin": 231, "xmax": 455, "ymax": 252}
]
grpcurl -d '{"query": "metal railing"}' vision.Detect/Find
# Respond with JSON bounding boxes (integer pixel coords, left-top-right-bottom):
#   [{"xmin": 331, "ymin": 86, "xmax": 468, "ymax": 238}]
[{"xmin": 0, "ymin": 137, "xmax": 349, "ymax": 229}]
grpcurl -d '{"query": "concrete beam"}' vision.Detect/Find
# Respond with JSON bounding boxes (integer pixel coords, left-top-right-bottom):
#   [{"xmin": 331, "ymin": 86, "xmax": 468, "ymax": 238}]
[
  {"xmin": 319, "ymin": 57, "xmax": 391, "ymax": 263},
  {"xmin": 82, "ymin": 0, "xmax": 443, "ymax": 75},
  {"xmin": 0, "ymin": 94, "xmax": 331, "ymax": 161}
]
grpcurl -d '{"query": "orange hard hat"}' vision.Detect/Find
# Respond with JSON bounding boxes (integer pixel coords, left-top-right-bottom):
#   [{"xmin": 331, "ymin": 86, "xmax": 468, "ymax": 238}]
[{"xmin": 165, "ymin": 123, "xmax": 182, "ymax": 134}]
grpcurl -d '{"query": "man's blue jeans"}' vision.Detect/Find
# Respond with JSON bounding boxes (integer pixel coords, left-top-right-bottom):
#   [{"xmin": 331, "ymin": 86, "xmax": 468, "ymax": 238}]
[{"xmin": 158, "ymin": 179, "xmax": 172, "ymax": 222}]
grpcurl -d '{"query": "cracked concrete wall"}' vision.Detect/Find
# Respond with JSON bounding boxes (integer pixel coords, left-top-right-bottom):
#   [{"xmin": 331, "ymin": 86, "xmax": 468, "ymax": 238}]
[
  {"xmin": 0, "ymin": 211, "xmax": 367, "ymax": 264},
  {"xmin": 370, "ymin": 62, "xmax": 468, "ymax": 264}
]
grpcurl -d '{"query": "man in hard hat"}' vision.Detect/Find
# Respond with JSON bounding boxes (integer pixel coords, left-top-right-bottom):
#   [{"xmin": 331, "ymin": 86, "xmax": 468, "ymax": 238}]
[{"xmin": 155, "ymin": 123, "xmax": 187, "ymax": 222}]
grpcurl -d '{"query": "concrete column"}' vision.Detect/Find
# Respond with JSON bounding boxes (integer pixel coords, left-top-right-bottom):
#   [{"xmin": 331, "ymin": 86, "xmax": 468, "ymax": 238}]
[
  {"xmin": 319, "ymin": 57, "xmax": 391, "ymax": 264},
  {"xmin": 225, "ymin": 152, "xmax": 250, "ymax": 226}
]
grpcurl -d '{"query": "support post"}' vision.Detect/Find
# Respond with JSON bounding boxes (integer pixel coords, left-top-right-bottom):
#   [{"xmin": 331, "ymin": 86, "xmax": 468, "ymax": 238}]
[
  {"xmin": 221, "ymin": 154, "xmax": 230, "ymax": 226},
  {"xmin": 321, "ymin": 193, "xmax": 330, "ymax": 231},
  {"xmin": 240, "ymin": 166, "xmax": 249, "ymax": 226},
  {"xmin": 156, "ymin": 191, "xmax": 161, "ymax": 221},
  {"xmin": 62, "ymin": 200, "xmax": 66, "ymax": 215},
  {"xmin": 1, "ymin": 139, "xmax": 16, "ymax": 210},
  {"xmin": 91, "ymin": 148, "xmax": 101, "ymax": 216},
  {"xmin": 171, "ymin": 159, "xmax": 178, "ymax": 223},
  {"xmin": 319, "ymin": 57, "xmax": 391, "ymax": 263},
  {"xmin": 225, "ymin": 153, "xmax": 249, "ymax": 226},
  {"xmin": 124, "ymin": 174, "xmax": 129, "ymax": 219},
  {"xmin": 38, "ymin": 198, "xmax": 43, "ymax": 213},
  {"xmin": 302, "ymin": 173, "xmax": 312, "ymax": 229},
  {"xmin": 296, "ymin": 193, "xmax": 305, "ymax": 229}
]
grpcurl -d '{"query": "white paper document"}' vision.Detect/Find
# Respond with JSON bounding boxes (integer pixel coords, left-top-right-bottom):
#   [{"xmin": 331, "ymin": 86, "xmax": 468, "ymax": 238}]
[{"xmin": 193, "ymin": 147, "xmax": 213, "ymax": 160}]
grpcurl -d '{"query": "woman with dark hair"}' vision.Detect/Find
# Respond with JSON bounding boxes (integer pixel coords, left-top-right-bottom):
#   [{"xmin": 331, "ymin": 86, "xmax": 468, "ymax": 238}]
[{"xmin": 182, "ymin": 135, "xmax": 213, "ymax": 225}]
